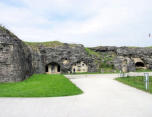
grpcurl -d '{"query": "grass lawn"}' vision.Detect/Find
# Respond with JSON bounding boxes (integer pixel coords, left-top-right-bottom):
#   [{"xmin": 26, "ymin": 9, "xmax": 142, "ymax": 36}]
[
  {"xmin": 116, "ymin": 76, "xmax": 152, "ymax": 94},
  {"xmin": 0, "ymin": 74, "xmax": 83, "ymax": 97},
  {"xmin": 135, "ymin": 68, "xmax": 152, "ymax": 72}
]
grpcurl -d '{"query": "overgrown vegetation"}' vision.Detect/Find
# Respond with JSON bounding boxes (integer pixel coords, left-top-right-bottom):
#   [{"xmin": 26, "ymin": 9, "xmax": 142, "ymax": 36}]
[
  {"xmin": 116, "ymin": 76, "xmax": 152, "ymax": 94},
  {"xmin": 85, "ymin": 48, "xmax": 117, "ymax": 73},
  {"xmin": 0, "ymin": 74, "xmax": 82, "ymax": 97},
  {"xmin": 85, "ymin": 48, "xmax": 101, "ymax": 58}
]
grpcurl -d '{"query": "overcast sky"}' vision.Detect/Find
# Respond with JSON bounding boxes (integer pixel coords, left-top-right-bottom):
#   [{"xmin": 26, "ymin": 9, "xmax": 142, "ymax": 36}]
[{"xmin": 0, "ymin": 0, "xmax": 152, "ymax": 47}]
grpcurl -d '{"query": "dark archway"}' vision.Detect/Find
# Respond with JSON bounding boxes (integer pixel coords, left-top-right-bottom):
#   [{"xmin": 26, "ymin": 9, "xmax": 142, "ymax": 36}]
[
  {"xmin": 45, "ymin": 65, "xmax": 48, "ymax": 72},
  {"xmin": 45, "ymin": 62, "xmax": 61, "ymax": 74},
  {"xmin": 57, "ymin": 65, "xmax": 60, "ymax": 72},
  {"xmin": 135, "ymin": 62, "xmax": 144, "ymax": 67}
]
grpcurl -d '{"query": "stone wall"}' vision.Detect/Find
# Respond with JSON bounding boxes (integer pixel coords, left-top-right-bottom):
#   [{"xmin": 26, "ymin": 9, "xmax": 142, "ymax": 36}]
[
  {"xmin": 90, "ymin": 46, "xmax": 152, "ymax": 72},
  {"xmin": 29, "ymin": 43, "xmax": 97, "ymax": 74},
  {"xmin": 1, "ymin": 26, "xmax": 152, "ymax": 82},
  {"xmin": 0, "ymin": 29, "xmax": 33, "ymax": 82},
  {"xmin": 0, "ymin": 27, "xmax": 97, "ymax": 82}
]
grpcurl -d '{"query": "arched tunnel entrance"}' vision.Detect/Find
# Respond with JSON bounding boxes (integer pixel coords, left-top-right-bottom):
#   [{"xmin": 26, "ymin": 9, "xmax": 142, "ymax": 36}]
[
  {"xmin": 135, "ymin": 62, "xmax": 145, "ymax": 67},
  {"xmin": 45, "ymin": 62, "xmax": 61, "ymax": 74},
  {"xmin": 133, "ymin": 58, "xmax": 145, "ymax": 68}
]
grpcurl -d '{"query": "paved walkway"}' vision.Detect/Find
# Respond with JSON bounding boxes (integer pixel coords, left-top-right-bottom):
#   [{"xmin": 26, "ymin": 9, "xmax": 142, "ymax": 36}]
[{"xmin": 0, "ymin": 74, "xmax": 152, "ymax": 117}]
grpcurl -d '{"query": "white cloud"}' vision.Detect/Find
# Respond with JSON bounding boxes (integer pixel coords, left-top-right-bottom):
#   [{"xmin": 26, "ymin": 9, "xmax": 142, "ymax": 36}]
[{"xmin": 0, "ymin": 0, "xmax": 152, "ymax": 47}]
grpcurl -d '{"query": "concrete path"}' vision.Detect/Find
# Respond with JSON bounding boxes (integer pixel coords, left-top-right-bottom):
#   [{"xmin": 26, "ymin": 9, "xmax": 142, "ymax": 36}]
[{"xmin": 0, "ymin": 74, "xmax": 152, "ymax": 117}]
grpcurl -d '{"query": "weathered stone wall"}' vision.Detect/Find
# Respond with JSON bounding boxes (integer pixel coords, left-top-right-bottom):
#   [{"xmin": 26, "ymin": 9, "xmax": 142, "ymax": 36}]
[
  {"xmin": 115, "ymin": 47, "xmax": 152, "ymax": 71},
  {"xmin": 28, "ymin": 47, "xmax": 44, "ymax": 74},
  {"xmin": 90, "ymin": 46, "xmax": 152, "ymax": 72},
  {"xmin": 2, "ymin": 26, "xmax": 152, "ymax": 82},
  {"xmin": 30, "ymin": 43, "xmax": 97, "ymax": 74},
  {"xmin": 0, "ymin": 27, "xmax": 97, "ymax": 82},
  {"xmin": 0, "ymin": 30, "xmax": 33, "ymax": 82}
]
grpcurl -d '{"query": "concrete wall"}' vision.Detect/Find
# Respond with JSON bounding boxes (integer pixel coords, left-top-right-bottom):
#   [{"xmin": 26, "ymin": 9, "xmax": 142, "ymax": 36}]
[
  {"xmin": 0, "ymin": 37, "xmax": 33, "ymax": 82},
  {"xmin": 72, "ymin": 61, "xmax": 88, "ymax": 73},
  {"xmin": 35, "ymin": 44, "xmax": 97, "ymax": 74}
]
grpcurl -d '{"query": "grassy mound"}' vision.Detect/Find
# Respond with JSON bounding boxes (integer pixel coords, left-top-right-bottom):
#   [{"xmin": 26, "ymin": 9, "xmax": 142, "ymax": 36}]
[
  {"xmin": 24, "ymin": 41, "xmax": 64, "ymax": 48},
  {"xmin": 116, "ymin": 76, "xmax": 152, "ymax": 94},
  {"xmin": 24, "ymin": 41, "xmax": 80, "ymax": 49},
  {"xmin": 0, "ymin": 74, "xmax": 83, "ymax": 97}
]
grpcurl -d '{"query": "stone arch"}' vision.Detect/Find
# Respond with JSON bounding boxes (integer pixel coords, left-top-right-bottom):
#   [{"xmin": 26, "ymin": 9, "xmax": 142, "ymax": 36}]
[
  {"xmin": 45, "ymin": 62, "xmax": 61, "ymax": 74},
  {"xmin": 133, "ymin": 58, "xmax": 145, "ymax": 68},
  {"xmin": 135, "ymin": 62, "xmax": 144, "ymax": 67}
]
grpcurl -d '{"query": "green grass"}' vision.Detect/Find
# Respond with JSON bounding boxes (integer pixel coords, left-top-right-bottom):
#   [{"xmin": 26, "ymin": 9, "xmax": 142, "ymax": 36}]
[
  {"xmin": 85, "ymin": 48, "xmax": 101, "ymax": 58},
  {"xmin": 116, "ymin": 76, "xmax": 152, "ymax": 93},
  {"xmin": 24, "ymin": 41, "xmax": 64, "ymax": 48},
  {"xmin": 0, "ymin": 74, "xmax": 83, "ymax": 97},
  {"xmin": 135, "ymin": 68, "xmax": 152, "ymax": 72},
  {"xmin": 24, "ymin": 41, "xmax": 79, "ymax": 49}
]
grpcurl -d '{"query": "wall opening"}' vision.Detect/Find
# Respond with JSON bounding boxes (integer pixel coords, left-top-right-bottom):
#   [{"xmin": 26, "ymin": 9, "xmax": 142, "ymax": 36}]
[
  {"xmin": 46, "ymin": 62, "xmax": 61, "ymax": 74},
  {"xmin": 135, "ymin": 62, "xmax": 144, "ymax": 67},
  {"xmin": 57, "ymin": 65, "xmax": 60, "ymax": 72},
  {"xmin": 45, "ymin": 66, "xmax": 48, "ymax": 72},
  {"xmin": 133, "ymin": 58, "xmax": 145, "ymax": 68}
]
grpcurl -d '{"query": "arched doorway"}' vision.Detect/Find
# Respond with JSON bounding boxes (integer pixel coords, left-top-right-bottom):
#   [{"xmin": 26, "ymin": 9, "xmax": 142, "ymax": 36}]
[
  {"xmin": 133, "ymin": 58, "xmax": 145, "ymax": 68},
  {"xmin": 135, "ymin": 62, "xmax": 144, "ymax": 67},
  {"xmin": 45, "ymin": 62, "xmax": 61, "ymax": 74}
]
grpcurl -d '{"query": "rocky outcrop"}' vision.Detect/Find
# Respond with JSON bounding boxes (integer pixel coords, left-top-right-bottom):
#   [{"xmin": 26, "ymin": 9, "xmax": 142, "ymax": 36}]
[
  {"xmin": 91, "ymin": 46, "xmax": 152, "ymax": 72},
  {"xmin": 116, "ymin": 47, "xmax": 152, "ymax": 71},
  {"xmin": 113, "ymin": 56, "xmax": 136, "ymax": 72}
]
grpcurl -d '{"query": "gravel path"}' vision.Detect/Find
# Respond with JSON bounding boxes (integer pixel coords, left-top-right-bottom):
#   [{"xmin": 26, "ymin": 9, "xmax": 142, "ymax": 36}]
[{"xmin": 0, "ymin": 74, "xmax": 152, "ymax": 117}]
